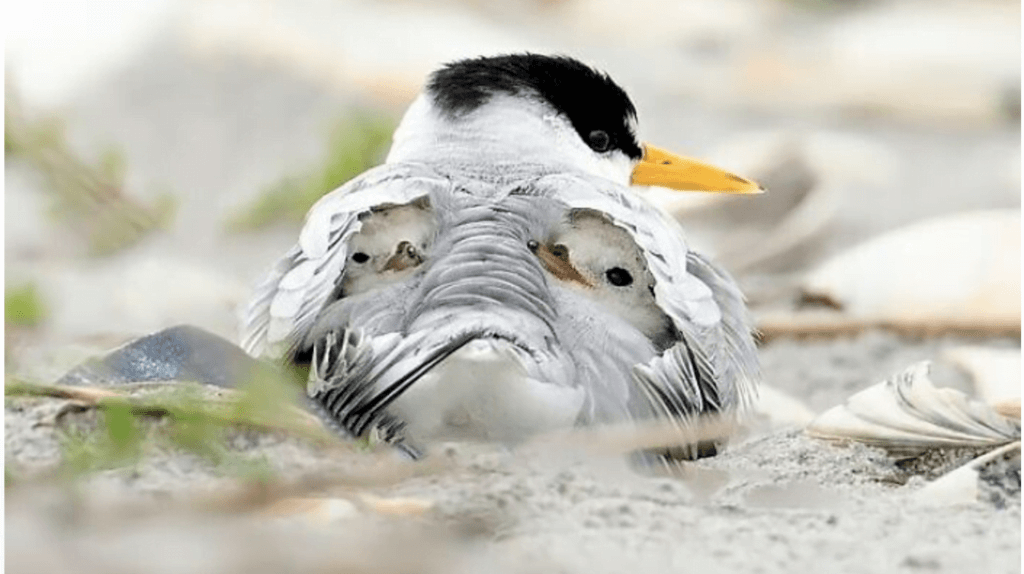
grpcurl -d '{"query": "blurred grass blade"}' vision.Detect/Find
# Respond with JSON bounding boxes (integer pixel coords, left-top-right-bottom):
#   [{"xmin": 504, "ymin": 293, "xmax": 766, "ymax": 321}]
[
  {"xmin": 5, "ymin": 80, "xmax": 176, "ymax": 255},
  {"xmin": 5, "ymin": 283, "xmax": 47, "ymax": 328},
  {"xmin": 227, "ymin": 111, "xmax": 395, "ymax": 231}
]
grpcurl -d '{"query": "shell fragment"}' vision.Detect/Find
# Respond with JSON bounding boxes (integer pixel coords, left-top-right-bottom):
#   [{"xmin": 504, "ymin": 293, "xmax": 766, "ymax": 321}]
[{"xmin": 806, "ymin": 362, "xmax": 1020, "ymax": 456}]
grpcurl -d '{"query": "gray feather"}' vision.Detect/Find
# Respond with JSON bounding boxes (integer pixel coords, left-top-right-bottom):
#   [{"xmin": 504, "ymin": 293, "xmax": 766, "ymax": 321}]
[
  {"xmin": 239, "ymin": 163, "xmax": 450, "ymax": 359},
  {"xmin": 243, "ymin": 166, "xmax": 761, "ymax": 457}
]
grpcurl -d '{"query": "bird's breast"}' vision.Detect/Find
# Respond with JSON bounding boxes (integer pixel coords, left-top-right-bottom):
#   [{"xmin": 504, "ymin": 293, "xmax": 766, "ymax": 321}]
[{"xmin": 388, "ymin": 338, "xmax": 585, "ymax": 443}]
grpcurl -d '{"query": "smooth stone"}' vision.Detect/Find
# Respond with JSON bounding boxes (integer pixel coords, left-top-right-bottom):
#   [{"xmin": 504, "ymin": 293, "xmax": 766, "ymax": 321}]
[{"xmin": 58, "ymin": 324, "xmax": 283, "ymax": 388}]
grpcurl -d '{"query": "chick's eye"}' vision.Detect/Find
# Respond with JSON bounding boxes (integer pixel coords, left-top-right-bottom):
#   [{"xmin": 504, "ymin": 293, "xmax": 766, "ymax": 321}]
[
  {"xmin": 605, "ymin": 267, "xmax": 633, "ymax": 286},
  {"xmin": 587, "ymin": 130, "xmax": 611, "ymax": 152},
  {"xmin": 549, "ymin": 244, "xmax": 569, "ymax": 261},
  {"xmin": 351, "ymin": 252, "xmax": 370, "ymax": 264}
]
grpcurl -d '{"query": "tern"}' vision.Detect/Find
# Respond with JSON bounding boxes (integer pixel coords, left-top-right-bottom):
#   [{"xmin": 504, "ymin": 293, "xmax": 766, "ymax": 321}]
[{"xmin": 241, "ymin": 54, "xmax": 762, "ymax": 458}]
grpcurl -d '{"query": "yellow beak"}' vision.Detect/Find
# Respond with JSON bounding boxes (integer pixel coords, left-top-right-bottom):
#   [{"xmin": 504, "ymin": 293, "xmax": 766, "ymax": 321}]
[{"xmin": 630, "ymin": 144, "xmax": 763, "ymax": 194}]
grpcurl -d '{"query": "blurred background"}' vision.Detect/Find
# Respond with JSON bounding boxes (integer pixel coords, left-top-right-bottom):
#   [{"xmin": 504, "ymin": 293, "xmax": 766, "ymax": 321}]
[
  {"xmin": 4, "ymin": 4, "xmax": 1021, "ymax": 572},
  {"xmin": 5, "ymin": 0, "xmax": 1021, "ymax": 379}
]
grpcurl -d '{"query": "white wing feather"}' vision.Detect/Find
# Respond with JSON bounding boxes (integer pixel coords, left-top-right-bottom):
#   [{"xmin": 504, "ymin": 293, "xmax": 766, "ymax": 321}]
[
  {"xmin": 537, "ymin": 174, "xmax": 760, "ymax": 413},
  {"xmin": 240, "ymin": 163, "xmax": 449, "ymax": 359},
  {"xmin": 243, "ymin": 166, "xmax": 759, "ymax": 429}
]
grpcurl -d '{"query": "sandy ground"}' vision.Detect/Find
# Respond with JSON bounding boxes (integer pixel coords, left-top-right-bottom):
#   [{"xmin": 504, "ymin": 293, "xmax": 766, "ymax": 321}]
[
  {"xmin": 5, "ymin": 1, "xmax": 1021, "ymax": 572},
  {"xmin": 4, "ymin": 367, "xmax": 1020, "ymax": 574}
]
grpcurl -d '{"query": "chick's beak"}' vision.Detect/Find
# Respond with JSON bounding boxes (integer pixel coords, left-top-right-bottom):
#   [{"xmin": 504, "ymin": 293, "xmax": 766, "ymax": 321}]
[
  {"xmin": 529, "ymin": 242, "xmax": 593, "ymax": 288},
  {"xmin": 630, "ymin": 144, "xmax": 763, "ymax": 194}
]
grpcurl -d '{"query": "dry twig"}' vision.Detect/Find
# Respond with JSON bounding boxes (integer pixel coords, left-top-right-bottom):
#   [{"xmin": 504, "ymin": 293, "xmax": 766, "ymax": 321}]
[
  {"xmin": 756, "ymin": 310, "xmax": 1021, "ymax": 343},
  {"xmin": 5, "ymin": 379, "xmax": 336, "ymax": 445}
]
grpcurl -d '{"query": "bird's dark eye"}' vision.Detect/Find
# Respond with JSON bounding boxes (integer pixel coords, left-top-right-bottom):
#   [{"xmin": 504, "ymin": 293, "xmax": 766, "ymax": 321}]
[
  {"xmin": 587, "ymin": 130, "xmax": 611, "ymax": 152},
  {"xmin": 605, "ymin": 267, "xmax": 633, "ymax": 286},
  {"xmin": 351, "ymin": 252, "xmax": 370, "ymax": 263},
  {"xmin": 549, "ymin": 244, "xmax": 570, "ymax": 261}
]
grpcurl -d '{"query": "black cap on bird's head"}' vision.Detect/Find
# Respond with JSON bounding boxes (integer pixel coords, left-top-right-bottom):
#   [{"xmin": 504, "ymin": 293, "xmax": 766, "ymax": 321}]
[
  {"xmin": 428, "ymin": 54, "xmax": 644, "ymax": 161},
  {"xmin": 416, "ymin": 53, "xmax": 762, "ymax": 194}
]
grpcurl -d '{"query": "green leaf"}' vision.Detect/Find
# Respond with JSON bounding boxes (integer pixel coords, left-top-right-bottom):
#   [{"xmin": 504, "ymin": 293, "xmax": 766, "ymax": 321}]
[{"xmin": 5, "ymin": 283, "xmax": 47, "ymax": 328}]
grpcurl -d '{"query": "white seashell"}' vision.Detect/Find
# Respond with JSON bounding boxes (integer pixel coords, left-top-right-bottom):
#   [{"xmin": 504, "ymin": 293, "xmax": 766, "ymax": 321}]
[
  {"xmin": 911, "ymin": 441, "xmax": 1021, "ymax": 507},
  {"xmin": 800, "ymin": 210, "xmax": 1020, "ymax": 330},
  {"xmin": 752, "ymin": 384, "xmax": 817, "ymax": 430},
  {"xmin": 941, "ymin": 346, "xmax": 1021, "ymax": 409},
  {"xmin": 806, "ymin": 362, "xmax": 1020, "ymax": 456},
  {"xmin": 642, "ymin": 131, "xmax": 886, "ymax": 273}
]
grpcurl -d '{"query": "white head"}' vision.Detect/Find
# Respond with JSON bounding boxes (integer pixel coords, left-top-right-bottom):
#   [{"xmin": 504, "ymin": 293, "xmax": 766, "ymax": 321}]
[
  {"xmin": 387, "ymin": 54, "xmax": 641, "ymax": 185},
  {"xmin": 386, "ymin": 54, "xmax": 762, "ymax": 193}
]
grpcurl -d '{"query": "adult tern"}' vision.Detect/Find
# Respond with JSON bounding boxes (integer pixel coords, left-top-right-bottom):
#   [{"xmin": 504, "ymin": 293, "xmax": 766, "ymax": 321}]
[{"xmin": 241, "ymin": 54, "xmax": 762, "ymax": 458}]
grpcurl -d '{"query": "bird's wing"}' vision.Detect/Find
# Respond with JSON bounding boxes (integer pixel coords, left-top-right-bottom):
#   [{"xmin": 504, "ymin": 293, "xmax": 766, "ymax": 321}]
[
  {"xmin": 535, "ymin": 174, "xmax": 760, "ymax": 415},
  {"xmin": 240, "ymin": 163, "xmax": 449, "ymax": 359},
  {"xmin": 683, "ymin": 251, "xmax": 760, "ymax": 410},
  {"xmin": 306, "ymin": 321, "xmax": 484, "ymax": 458}
]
